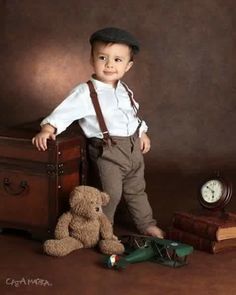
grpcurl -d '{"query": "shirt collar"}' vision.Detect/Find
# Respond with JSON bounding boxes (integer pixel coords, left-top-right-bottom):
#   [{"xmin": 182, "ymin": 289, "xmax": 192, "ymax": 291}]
[{"xmin": 91, "ymin": 75, "xmax": 121, "ymax": 90}]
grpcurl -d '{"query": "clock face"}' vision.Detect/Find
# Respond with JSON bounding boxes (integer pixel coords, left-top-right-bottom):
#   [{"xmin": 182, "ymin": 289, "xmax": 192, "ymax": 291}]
[
  {"xmin": 200, "ymin": 179, "xmax": 223, "ymax": 204},
  {"xmin": 199, "ymin": 177, "xmax": 232, "ymax": 210}
]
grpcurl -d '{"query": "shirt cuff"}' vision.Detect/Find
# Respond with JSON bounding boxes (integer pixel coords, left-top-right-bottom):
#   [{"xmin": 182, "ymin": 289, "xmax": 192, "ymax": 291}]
[
  {"xmin": 138, "ymin": 120, "xmax": 148, "ymax": 137},
  {"xmin": 40, "ymin": 118, "xmax": 65, "ymax": 135}
]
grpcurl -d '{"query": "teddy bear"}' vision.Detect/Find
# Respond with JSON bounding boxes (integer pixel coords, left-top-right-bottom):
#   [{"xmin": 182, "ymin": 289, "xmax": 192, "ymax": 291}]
[{"xmin": 43, "ymin": 185, "xmax": 125, "ymax": 257}]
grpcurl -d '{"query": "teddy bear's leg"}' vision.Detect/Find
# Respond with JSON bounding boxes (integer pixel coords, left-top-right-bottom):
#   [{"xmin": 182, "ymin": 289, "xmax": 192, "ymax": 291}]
[
  {"xmin": 44, "ymin": 237, "xmax": 83, "ymax": 257},
  {"xmin": 99, "ymin": 239, "xmax": 125, "ymax": 255}
]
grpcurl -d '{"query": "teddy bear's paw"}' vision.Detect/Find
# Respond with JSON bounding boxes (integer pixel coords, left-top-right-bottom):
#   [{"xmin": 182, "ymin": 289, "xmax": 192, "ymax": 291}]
[
  {"xmin": 99, "ymin": 239, "xmax": 125, "ymax": 255},
  {"xmin": 43, "ymin": 237, "xmax": 83, "ymax": 257}
]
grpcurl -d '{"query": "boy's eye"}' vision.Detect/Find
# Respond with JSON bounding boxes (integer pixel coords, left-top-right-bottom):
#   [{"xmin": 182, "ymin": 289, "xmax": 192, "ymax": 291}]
[
  {"xmin": 98, "ymin": 56, "xmax": 106, "ymax": 61},
  {"xmin": 115, "ymin": 58, "xmax": 122, "ymax": 62}
]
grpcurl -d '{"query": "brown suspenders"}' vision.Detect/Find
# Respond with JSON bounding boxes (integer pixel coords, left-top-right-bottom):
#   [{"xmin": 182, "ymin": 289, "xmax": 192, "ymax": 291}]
[
  {"xmin": 120, "ymin": 82, "xmax": 139, "ymax": 115},
  {"xmin": 87, "ymin": 80, "xmax": 140, "ymax": 145},
  {"xmin": 87, "ymin": 80, "xmax": 113, "ymax": 145}
]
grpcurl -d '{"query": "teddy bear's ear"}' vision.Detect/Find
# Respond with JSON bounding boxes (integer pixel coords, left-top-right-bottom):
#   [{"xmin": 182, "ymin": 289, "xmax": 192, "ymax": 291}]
[
  {"xmin": 101, "ymin": 192, "xmax": 110, "ymax": 206},
  {"xmin": 69, "ymin": 186, "xmax": 84, "ymax": 208}
]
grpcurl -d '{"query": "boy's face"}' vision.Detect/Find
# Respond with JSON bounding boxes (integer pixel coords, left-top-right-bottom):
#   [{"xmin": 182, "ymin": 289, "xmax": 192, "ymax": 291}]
[{"xmin": 90, "ymin": 42, "xmax": 133, "ymax": 86}]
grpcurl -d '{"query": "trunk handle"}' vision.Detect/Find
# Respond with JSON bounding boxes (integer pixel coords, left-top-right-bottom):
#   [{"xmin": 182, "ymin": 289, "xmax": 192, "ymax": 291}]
[{"xmin": 3, "ymin": 178, "xmax": 29, "ymax": 196}]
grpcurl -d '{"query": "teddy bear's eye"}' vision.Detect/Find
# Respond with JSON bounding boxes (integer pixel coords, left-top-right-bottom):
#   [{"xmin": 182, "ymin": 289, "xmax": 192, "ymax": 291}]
[{"xmin": 90, "ymin": 201, "xmax": 94, "ymax": 204}]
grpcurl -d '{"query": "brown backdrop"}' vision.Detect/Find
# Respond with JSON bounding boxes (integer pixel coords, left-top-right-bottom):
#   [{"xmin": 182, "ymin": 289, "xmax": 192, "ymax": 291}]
[{"xmin": 0, "ymin": 0, "xmax": 235, "ymax": 228}]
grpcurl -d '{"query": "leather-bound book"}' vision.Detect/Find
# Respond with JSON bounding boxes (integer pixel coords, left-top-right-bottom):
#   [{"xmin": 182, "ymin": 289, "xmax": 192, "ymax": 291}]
[
  {"xmin": 172, "ymin": 211, "xmax": 236, "ymax": 241},
  {"xmin": 168, "ymin": 227, "xmax": 236, "ymax": 254}
]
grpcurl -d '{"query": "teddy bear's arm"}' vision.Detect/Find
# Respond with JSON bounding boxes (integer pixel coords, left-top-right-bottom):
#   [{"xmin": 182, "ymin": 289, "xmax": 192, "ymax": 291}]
[
  {"xmin": 54, "ymin": 212, "xmax": 73, "ymax": 239},
  {"xmin": 99, "ymin": 214, "xmax": 114, "ymax": 240}
]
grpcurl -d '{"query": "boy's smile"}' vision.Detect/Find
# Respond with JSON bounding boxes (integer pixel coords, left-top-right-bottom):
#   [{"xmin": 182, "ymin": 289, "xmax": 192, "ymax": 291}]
[{"xmin": 90, "ymin": 42, "xmax": 133, "ymax": 87}]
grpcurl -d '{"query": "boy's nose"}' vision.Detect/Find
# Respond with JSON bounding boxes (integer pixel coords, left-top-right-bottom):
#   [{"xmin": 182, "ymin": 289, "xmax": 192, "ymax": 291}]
[{"xmin": 106, "ymin": 60, "xmax": 114, "ymax": 68}]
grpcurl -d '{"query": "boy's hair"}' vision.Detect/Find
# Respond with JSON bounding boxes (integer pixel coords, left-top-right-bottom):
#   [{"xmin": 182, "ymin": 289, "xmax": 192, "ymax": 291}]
[{"xmin": 89, "ymin": 27, "xmax": 140, "ymax": 60}]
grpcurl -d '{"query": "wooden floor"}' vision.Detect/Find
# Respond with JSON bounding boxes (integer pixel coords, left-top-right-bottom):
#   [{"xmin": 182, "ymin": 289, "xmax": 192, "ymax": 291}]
[{"xmin": 0, "ymin": 229, "xmax": 236, "ymax": 295}]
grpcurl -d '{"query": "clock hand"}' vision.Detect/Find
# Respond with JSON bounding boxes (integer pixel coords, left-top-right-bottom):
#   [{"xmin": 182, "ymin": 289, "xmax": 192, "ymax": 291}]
[{"xmin": 206, "ymin": 185, "xmax": 214, "ymax": 194}]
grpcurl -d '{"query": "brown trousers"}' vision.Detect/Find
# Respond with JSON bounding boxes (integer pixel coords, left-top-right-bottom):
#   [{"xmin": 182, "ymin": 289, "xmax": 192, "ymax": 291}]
[{"xmin": 87, "ymin": 132, "xmax": 156, "ymax": 233}]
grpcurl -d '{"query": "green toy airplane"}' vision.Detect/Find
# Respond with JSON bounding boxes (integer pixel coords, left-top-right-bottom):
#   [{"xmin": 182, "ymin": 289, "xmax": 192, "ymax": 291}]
[{"xmin": 105, "ymin": 234, "xmax": 193, "ymax": 269}]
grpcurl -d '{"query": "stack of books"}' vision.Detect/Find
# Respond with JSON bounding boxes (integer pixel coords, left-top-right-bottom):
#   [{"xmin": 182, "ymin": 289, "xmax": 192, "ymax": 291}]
[{"xmin": 168, "ymin": 211, "xmax": 236, "ymax": 254}]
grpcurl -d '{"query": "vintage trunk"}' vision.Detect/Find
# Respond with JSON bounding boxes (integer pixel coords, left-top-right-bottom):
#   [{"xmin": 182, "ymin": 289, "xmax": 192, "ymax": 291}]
[{"xmin": 0, "ymin": 126, "xmax": 87, "ymax": 240}]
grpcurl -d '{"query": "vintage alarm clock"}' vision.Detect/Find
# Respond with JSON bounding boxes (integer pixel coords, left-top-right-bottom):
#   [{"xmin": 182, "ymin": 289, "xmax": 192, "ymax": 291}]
[{"xmin": 199, "ymin": 178, "xmax": 232, "ymax": 211}]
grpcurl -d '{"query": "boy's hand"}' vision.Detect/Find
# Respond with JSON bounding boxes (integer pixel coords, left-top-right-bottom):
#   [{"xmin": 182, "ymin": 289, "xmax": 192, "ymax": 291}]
[
  {"xmin": 32, "ymin": 132, "xmax": 56, "ymax": 151},
  {"xmin": 32, "ymin": 124, "xmax": 56, "ymax": 151},
  {"xmin": 140, "ymin": 132, "xmax": 151, "ymax": 154}
]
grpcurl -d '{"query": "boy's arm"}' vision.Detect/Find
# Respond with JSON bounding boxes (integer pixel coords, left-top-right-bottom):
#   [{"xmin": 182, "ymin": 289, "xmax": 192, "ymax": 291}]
[
  {"xmin": 138, "ymin": 120, "xmax": 150, "ymax": 154},
  {"xmin": 32, "ymin": 123, "xmax": 56, "ymax": 151},
  {"xmin": 32, "ymin": 84, "xmax": 91, "ymax": 151},
  {"xmin": 127, "ymin": 84, "xmax": 150, "ymax": 154}
]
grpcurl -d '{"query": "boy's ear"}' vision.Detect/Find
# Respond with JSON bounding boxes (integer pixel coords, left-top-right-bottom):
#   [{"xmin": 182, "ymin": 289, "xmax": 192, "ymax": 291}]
[{"xmin": 125, "ymin": 61, "xmax": 134, "ymax": 72}]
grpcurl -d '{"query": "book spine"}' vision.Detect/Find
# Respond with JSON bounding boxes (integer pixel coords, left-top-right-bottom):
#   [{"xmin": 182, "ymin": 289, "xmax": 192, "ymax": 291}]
[
  {"xmin": 168, "ymin": 228, "xmax": 215, "ymax": 253},
  {"xmin": 173, "ymin": 213, "xmax": 219, "ymax": 241}
]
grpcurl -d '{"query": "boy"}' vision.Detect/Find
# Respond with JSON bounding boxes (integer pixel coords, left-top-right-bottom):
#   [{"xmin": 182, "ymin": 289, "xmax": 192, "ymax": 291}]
[{"xmin": 32, "ymin": 27, "xmax": 164, "ymax": 238}]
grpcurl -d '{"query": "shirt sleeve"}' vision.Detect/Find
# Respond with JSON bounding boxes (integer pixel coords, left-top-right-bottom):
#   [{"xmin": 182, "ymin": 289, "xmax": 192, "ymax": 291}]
[
  {"xmin": 121, "ymin": 82, "xmax": 149, "ymax": 137},
  {"xmin": 41, "ymin": 83, "xmax": 90, "ymax": 135}
]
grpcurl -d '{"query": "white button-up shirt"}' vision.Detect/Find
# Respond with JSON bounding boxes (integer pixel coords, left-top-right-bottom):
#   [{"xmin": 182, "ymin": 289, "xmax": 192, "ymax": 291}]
[{"xmin": 41, "ymin": 77, "xmax": 148, "ymax": 138}]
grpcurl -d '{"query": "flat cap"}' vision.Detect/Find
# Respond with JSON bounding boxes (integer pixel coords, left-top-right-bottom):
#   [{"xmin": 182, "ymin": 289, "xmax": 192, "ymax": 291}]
[{"xmin": 89, "ymin": 27, "xmax": 140, "ymax": 54}]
